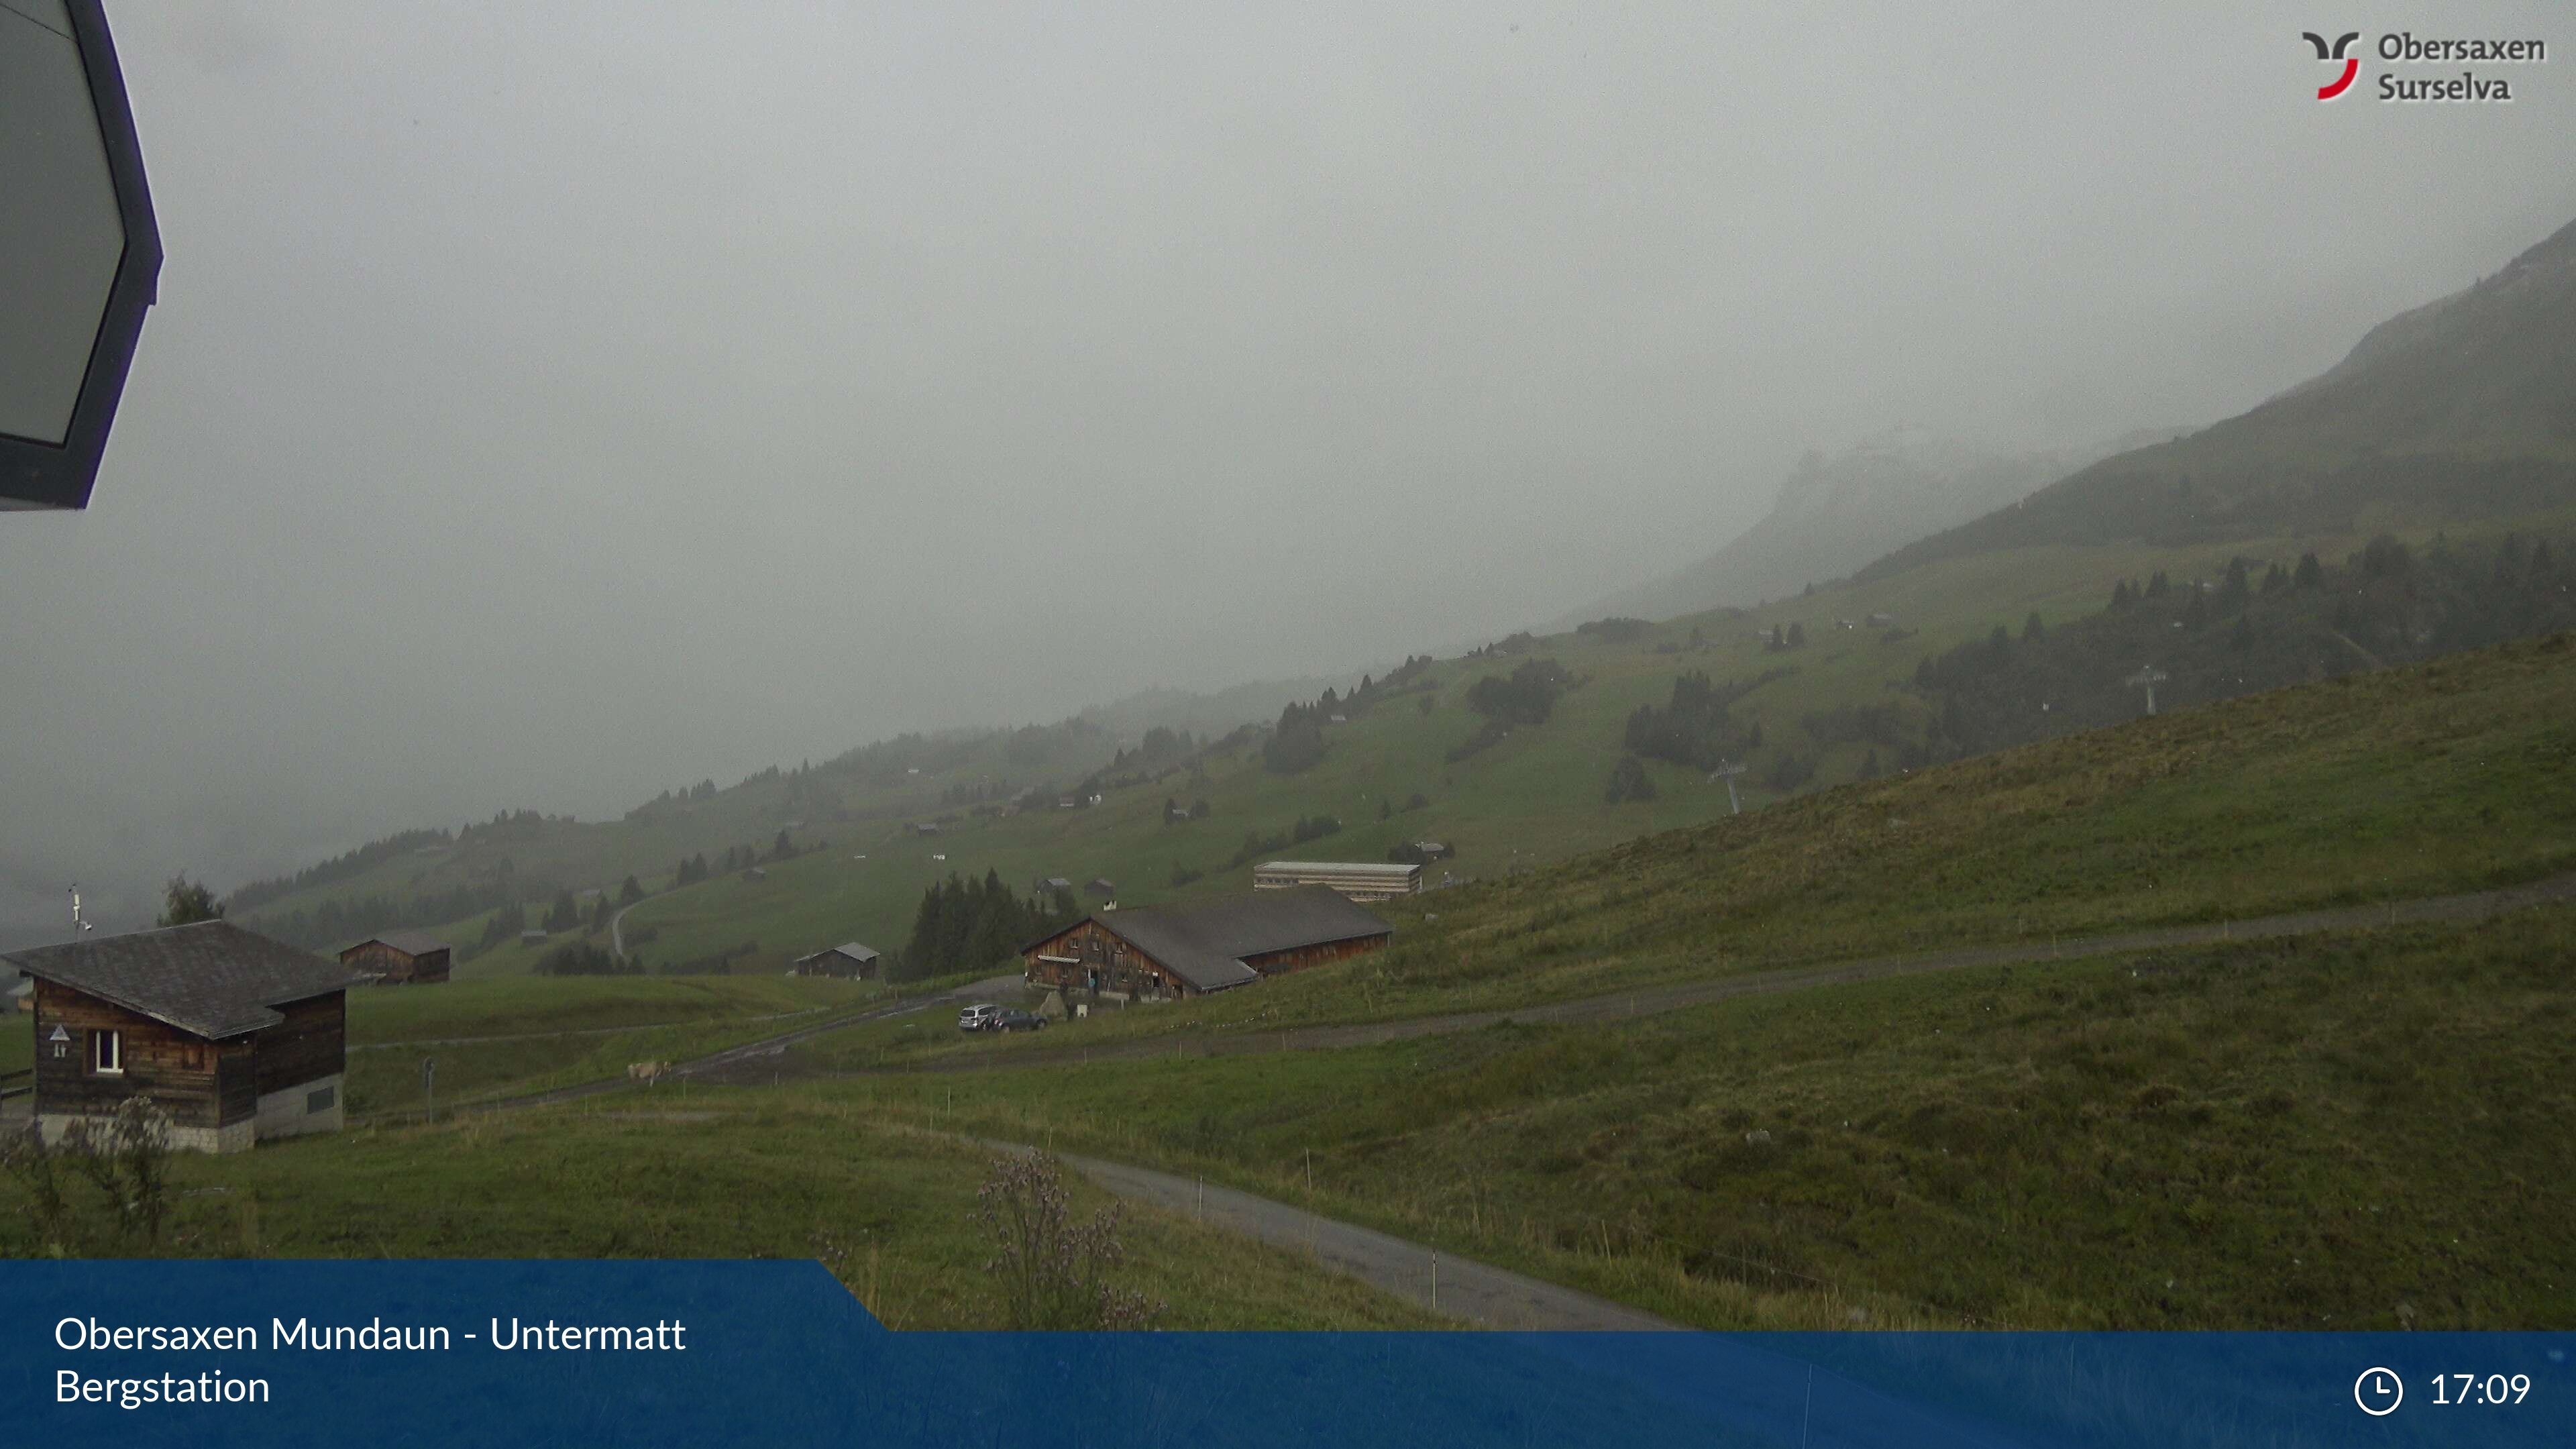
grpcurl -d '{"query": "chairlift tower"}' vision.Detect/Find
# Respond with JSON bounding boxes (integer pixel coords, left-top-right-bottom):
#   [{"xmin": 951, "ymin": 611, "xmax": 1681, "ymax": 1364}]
[
  {"xmin": 1708, "ymin": 760, "xmax": 1748, "ymax": 814},
  {"xmin": 2126, "ymin": 664, "xmax": 2169, "ymax": 716}
]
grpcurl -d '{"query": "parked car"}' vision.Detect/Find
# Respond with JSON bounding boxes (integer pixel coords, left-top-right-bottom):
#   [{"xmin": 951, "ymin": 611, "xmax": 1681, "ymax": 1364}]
[
  {"xmin": 992, "ymin": 1008, "xmax": 1046, "ymax": 1033},
  {"xmin": 957, "ymin": 1003, "xmax": 1000, "ymax": 1032}
]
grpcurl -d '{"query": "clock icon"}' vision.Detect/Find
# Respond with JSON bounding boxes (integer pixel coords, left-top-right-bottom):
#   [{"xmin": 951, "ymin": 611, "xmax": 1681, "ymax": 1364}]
[{"xmin": 2355, "ymin": 1366, "xmax": 2404, "ymax": 1417}]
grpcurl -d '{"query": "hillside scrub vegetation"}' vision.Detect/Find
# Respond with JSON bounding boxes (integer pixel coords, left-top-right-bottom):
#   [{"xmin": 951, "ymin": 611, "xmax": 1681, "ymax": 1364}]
[{"xmin": 1904, "ymin": 531, "xmax": 2576, "ymax": 759}]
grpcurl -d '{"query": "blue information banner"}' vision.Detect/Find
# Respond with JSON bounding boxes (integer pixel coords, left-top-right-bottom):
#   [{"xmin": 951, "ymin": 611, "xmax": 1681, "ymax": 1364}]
[{"xmin": 3, "ymin": 1260, "xmax": 2567, "ymax": 1447}]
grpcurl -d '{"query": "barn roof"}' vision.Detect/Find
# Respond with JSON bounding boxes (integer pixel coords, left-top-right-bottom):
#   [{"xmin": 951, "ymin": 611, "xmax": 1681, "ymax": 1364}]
[
  {"xmin": 1026, "ymin": 886, "xmax": 1392, "ymax": 994},
  {"xmin": 3, "ymin": 920, "xmax": 366, "ymax": 1040},
  {"xmin": 798, "ymin": 941, "xmax": 879, "ymax": 965},
  {"xmin": 342, "ymin": 929, "xmax": 449, "ymax": 958}
]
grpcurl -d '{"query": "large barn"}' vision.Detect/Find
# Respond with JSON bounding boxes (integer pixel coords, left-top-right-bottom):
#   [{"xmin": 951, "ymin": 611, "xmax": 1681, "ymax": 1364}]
[
  {"xmin": 1021, "ymin": 886, "xmax": 1392, "ymax": 1000},
  {"xmin": 4, "ymin": 921, "xmax": 364, "ymax": 1154}
]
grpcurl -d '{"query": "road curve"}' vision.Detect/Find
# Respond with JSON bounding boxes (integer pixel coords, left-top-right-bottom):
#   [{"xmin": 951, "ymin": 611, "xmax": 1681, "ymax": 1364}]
[{"xmin": 959, "ymin": 1138, "xmax": 1678, "ymax": 1331}]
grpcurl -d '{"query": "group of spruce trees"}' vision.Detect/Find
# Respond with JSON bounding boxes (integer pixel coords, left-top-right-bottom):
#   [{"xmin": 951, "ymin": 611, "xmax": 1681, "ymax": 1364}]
[{"xmin": 898, "ymin": 871, "xmax": 1079, "ymax": 983}]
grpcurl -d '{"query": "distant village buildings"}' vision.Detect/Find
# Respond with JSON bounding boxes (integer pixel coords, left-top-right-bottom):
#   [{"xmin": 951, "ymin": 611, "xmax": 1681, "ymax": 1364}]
[{"xmin": 4, "ymin": 921, "xmax": 361, "ymax": 1154}]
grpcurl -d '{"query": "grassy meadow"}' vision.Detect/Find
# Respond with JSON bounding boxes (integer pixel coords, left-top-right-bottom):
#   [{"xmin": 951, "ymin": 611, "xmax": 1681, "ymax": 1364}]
[
  {"xmin": 0, "ymin": 1100, "xmax": 1444, "ymax": 1331},
  {"xmin": 339, "ymin": 973, "xmax": 879, "ymax": 1116},
  {"xmin": 850, "ymin": 906, "xmax": 2576, "ymax": 1331}
]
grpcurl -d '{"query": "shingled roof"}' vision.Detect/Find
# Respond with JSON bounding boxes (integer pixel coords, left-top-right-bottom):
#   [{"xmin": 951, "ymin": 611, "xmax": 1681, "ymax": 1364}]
[
  {"xmin": 345, "ymin": 929, "xmax": 449, "ymax": 957},
  {"xmin": 3, "ymin": 921, "xmax": 366, "ymax": 1040},
  {"xmin": 1032, "ymin": 886, "xmax": 1393, "ymax": 993},
  {"xmin": 796, "ymin": 941, "xmax": 879, "ymax": 966}
]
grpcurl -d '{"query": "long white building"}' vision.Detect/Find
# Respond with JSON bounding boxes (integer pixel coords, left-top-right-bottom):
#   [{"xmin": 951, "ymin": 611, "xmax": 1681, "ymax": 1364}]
[{"xmin": 1250, "ymin": 860, "xmax": 1422, "ymax": 902}]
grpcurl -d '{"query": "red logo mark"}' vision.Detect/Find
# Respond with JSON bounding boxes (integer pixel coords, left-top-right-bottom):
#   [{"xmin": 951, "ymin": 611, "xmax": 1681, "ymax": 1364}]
[{"xmin": 2305, "ymin": 31, "xmax": 2361, "ymax": 99}]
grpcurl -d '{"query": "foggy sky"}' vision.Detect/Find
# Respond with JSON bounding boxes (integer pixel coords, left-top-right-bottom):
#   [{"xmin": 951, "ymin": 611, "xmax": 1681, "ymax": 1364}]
[{"xmin": 5, "ymin": 1, "xmax": 2573, "ymax": 938}]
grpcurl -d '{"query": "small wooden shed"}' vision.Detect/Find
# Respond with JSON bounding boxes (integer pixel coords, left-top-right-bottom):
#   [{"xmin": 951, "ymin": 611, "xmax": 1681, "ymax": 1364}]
[
  {"xmin": 790, "ymin": 942, "xmax": 881, "ymax": 979},
  {"xmin": 337, "ymin": 930, "xmax": 451, "ymax": 985}
]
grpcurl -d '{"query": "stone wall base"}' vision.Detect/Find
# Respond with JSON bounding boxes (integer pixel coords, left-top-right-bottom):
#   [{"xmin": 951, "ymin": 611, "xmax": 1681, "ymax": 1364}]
[{"xmin": 38, "ymin": 1112, "xmax": 255, "ymax": 1156}]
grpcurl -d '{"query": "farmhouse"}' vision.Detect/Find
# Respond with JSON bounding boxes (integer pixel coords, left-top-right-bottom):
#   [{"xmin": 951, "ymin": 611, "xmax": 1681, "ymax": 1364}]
[
  {"xmin": 3, "ymin": 921, "xmax": 364, "ymax": 1154},
  {"xmin": 1085, "ymin": 877, "xmax": 1116, "ymax": 900},
  {"xmin": 790, "ymin": 942, "xmax": 880, "ymax": 979},
  {"xmin": 1251, "ymin": 860, "xmax": 1423, "ymax": 902},
  {"xmin": 1022, "ymin": 885, "xmax": 1391, "ymax": 1000},
  {"xmin": 337, "ymin": 930, "xmax": 451, "ymax": 985}
]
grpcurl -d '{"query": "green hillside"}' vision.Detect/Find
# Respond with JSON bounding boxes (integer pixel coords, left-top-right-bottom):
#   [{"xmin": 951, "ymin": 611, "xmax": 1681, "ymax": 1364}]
[
  {"xmin": 224, "ymin": 511, "xmax": 2574, "ymax": 991},
  {"xmin": 806, "ymin": 625, "xmax": 2576, "ymax": 1071},
  {"xmin": 524, "ymin": 519, "xmax": 2576, "ymax": 980},
  {"xmin": 1862, "ymin": 215, "xmax": 2576, "ymax": 580}
]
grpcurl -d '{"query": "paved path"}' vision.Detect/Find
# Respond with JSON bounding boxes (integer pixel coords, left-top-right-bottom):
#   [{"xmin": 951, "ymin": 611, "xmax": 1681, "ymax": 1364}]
[
  {"xmin": 904, "ymin": 869, "xmax": 2576, "ymax": 1075},
  {"xmin": 965, "ymin": 1139, "xmax": 1678, "ymax": 1331}
]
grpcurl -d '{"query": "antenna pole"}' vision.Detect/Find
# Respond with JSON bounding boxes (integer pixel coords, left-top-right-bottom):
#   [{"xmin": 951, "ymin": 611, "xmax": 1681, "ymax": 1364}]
[
  {"xmin": 2126, "ymin": 665, "xmax": 2169, "ymax": 717},
  {"xmin": 1709, "ymin": 760, "xmax": 1748, "ymax": 814}
]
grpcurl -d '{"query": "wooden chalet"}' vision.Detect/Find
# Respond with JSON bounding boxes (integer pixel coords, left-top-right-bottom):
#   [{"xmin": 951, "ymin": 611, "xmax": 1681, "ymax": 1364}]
[
  {"xmin": 790, "ymin": 941, "xmax": 880, "ymax": 979},
  {"xmin": 337, "ymin": 930, "xmax": 451, "ymax": 985},
  {"xmin": 4, "ymin": 921, "xmax": 365, "ymax": 1155},
  {"xmin": 1021, "ymin": 886, "xmax": 1391, "ymax": 1001}
]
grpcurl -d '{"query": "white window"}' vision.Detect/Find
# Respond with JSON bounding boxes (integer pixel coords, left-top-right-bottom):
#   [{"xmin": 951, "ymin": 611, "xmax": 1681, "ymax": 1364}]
[{"xmin": 91, "ymin": 1029, "xmax": 122, "ymax": 1075}]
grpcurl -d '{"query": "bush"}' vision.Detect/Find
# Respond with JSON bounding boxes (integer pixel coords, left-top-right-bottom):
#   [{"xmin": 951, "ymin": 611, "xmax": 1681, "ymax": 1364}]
[
  {"xmin": 1763, "ymin": 754, "xmax": 1817, "ymax": 792},
  {"xmin": 1604, "ymin": 754, "xmax": 1657, "ymax": 804},
  {"xmin": 973, "ymin": 1152, "xmax": 1161, "ymax": 1330},
  {"xmin": 1576, "ymin": 616, "xmax": 1650, "ymax": 643},
  {"xmin": 1, "ymin": 1098, "xmax": 176, "ymax": 1254},
  {"xmin": 1464, "ymin": 659, "xmax": 1570, "ymax": 726},
  {"xmin": 1291, "ymin": 814, "xmax": 1342, "ymax": 844}
]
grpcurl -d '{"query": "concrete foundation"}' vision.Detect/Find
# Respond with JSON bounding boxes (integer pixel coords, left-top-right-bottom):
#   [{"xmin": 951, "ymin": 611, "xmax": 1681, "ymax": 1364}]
[{"xmin": 256, "ymin": 1073, "xmax": 345, "ymax": 1141}]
